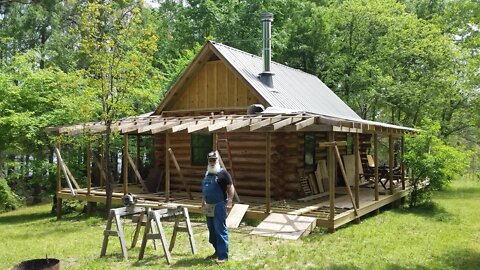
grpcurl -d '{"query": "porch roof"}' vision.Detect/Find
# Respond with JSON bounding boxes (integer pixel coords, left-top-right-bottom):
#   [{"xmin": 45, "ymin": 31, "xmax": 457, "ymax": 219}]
[{"xmin": 46, "ymin": 109, "xmax": 417, "ymax": 136}]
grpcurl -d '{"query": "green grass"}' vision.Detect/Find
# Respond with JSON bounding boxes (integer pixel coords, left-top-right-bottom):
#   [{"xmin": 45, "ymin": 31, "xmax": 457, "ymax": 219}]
[{"xmin": 1, "ymin": 179, "xmax": 480, "ymax": 269}]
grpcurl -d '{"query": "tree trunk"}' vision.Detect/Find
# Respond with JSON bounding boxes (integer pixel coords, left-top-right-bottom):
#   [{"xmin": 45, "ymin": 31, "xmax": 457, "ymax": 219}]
[{"xmin": 0, "ymin": 151, "xmax": 4, "ymax": 178}]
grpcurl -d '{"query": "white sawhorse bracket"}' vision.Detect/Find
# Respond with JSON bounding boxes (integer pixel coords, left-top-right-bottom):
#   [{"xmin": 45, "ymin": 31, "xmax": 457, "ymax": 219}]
[{"xmin": 138, "ymin": 206, "xmax": 196, "ymax": 265}]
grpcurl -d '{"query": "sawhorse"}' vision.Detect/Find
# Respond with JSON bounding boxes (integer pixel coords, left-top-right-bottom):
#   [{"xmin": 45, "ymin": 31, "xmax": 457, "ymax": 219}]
[
  {"xmin": 138, "ymin": 206, "xmax": 196, "ymax": 265},
  {"xmin": 100, "ymin": 206, "xmax": 149, "ymax": 260}
]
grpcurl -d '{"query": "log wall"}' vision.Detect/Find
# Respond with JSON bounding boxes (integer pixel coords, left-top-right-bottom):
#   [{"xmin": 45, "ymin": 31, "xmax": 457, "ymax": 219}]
[{"xmin": 153, "ymin": 131, "xmax": 372, "ymax": 199}]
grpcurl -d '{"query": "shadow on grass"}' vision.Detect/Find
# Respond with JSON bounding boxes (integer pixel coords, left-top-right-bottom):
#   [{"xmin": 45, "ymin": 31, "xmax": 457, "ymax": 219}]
[
  {"xmin": 437, "ymin": 248, "xmax": 480, "ymax": 269},
  {"xmin": 438, "ymin": 185, "xmax": 480, "ymax": 200},
  {"xmin": 391, "ymin": 202, "xmax": 457, "ymax": 223},
  {"xmin": 383, "ymin": 248, "xmax": 480, "ymax": 270},
  {"xmin": 0, "ymin": 211, "xmax": 53, "ymax": 225}
]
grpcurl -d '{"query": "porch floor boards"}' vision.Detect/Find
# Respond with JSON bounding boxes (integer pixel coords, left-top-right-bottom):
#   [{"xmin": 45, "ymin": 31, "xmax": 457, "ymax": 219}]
[{"xmin": 58, "ymin": 181, "xmax": 408, "ymax": 229}]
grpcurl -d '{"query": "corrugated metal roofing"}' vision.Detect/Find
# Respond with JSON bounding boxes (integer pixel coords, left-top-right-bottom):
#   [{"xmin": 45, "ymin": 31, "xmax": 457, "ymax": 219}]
[{"xmin": 211, "ymin": 41, "xmax": 362, "ymax": 121}]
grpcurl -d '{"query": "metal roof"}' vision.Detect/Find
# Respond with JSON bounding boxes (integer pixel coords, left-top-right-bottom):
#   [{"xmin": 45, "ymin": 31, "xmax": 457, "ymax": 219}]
[{"xmin": 210, "ymin": 41, "xmax": 362, "ymax": 121}]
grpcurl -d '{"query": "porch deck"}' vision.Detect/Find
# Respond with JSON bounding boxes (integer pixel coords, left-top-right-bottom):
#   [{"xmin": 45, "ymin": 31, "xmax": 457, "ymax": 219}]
[{"xmin": 57, "ymin": 181, "xmax": 409, "ymax": 230}]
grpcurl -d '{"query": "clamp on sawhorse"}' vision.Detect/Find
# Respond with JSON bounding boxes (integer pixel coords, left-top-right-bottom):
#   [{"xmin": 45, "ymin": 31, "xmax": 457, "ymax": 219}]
[{"xmin": 138, "ymin": 206, "xmax": 196, "ymax": 265}]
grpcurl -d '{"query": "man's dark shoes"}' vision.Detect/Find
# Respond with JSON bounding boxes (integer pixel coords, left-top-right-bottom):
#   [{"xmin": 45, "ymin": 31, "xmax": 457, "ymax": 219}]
[
  {"xmin": 215, "ymin": 258, "xmax": 227, "ymax": 264},
  {"xmin": 205, "ymin": 253, "xmax": 217, "ymax": 260}
]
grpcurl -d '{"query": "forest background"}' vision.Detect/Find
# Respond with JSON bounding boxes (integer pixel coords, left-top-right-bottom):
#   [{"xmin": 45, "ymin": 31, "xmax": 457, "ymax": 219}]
[{"xmin": 0, "ymin": 0, "xmax": 478, "ymax": 210}]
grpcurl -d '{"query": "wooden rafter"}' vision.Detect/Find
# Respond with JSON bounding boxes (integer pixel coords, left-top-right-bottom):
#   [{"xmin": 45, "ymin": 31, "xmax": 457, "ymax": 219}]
[
  {"xmin": 250, "ymin": 115, "xmax": 282, "ymax": 131},
  {"xmin": 295, "ymin": 117, "xmax": 315, "ymax": 130}
]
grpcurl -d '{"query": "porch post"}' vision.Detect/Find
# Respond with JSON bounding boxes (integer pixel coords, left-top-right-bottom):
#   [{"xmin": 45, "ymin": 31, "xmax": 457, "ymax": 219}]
[
  {"xmin": 401, "ymin": 135, "xmax": 405, "ymax": 190},
  {"xmin": 123, "ymin": 134, "xmax": 128, "ymax": 194},
  {"xmin": 55, "ymin": 139, "xmax": 62, "ymax": 220},
  {"xmin": 136, "ymin": 135, "xmax": 141, "ymax": 184},
  {"xmin": 100, "ymin": 139, "xmax": 105, "ymax": 187},
  {"xmin": 354, "ymin": 133, "xmax": 360, "ymax": 208},
  {"xmin": 374, "ymin": 134, "xmax": 379, "ymax": 201},
  {"xmin": 328, "ymin": 131, "xmax": 335, "ymax": 232},
  {"xmin": 165, "ymin": 133, "xmax": 170, "ymax": 202},
  {"xmin": 87, "ymin": 139, "xmax": 91, "ymax": 195},
  {"xmin": 265, "ymin": 133, "xmax": 271, "ymax": 213},
  {"xmin": 389, "ymin": 135, "xmax": 394, "ymax": 195}
]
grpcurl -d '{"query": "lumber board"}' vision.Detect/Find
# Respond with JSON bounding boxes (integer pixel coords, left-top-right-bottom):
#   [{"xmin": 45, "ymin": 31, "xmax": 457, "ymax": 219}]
[
  {"xmin": 226, "ymin": 204, "xmax": 249, "ymax": 229},
  {"xmin": 250, "ymin": 213, "xmax": 316, "ymax": 240}
]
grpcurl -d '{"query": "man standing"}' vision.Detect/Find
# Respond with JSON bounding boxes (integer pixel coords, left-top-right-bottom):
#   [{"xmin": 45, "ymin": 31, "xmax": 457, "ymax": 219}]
[{"xmin": 202, "ymin": 151, "xmax": 235, "ymax": 264}]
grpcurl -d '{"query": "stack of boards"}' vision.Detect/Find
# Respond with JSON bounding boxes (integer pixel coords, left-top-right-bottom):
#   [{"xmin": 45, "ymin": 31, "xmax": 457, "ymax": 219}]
[{"xmin": 298, "ymin": 160, "xmax": 329, "ymax": 197}]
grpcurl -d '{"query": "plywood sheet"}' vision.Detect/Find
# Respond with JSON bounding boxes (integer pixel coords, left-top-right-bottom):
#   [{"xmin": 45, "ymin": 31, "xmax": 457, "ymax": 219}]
[
  {"xmin": 317, "ymin": 160, "xmax": 329, "ymax": 191},
  {"xmin": 342, "ymin": 154, "xmax": 364, "ymax": 186},
  {"xmin": 226, "ymin": 204, "xmax": 249, "ymax": 229},
  {"xmin": 250, "ymin": 213, "xmax": 317, "ymax": 240}
]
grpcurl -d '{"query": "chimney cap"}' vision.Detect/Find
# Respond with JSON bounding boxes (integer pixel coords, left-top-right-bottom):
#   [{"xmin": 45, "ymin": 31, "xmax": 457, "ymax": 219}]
[{"xmin": 261, "ymin": 12, "xmax": 274, "ymax": 22}]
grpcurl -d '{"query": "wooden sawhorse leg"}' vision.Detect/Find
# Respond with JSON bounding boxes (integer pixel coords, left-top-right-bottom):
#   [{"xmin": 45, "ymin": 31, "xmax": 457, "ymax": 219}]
[
  {"xmin": 169, "ymin": 207, "xmax": 196, "ymax": 254},
  {"xmin": 139, "ymin": 209, "xmax": 172, "ymax": 264},
  {"xmin": 100, "ymin": 206, "xmax": 146, "ymax": 260}
]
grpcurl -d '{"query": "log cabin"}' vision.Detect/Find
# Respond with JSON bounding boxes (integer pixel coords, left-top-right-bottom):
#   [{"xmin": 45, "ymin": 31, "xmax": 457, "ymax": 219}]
[{"xmin": 49, "ymin": 13, "xmax": 416, "ymax": 231}]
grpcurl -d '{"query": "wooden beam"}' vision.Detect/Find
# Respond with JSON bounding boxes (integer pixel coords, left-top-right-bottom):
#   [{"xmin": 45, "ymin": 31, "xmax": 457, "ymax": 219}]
[
  {"xmin": 374, "ymin": 133, "xmax": 379, "ymax": 201},
  {"xmin": 165, "ymin": 133, "xmax": 170, "ymax": 202},
  {"xmin": 208, "ymin": 116, "xmax": 241, "ymax": 132},
  {"xmin": 56, "ymin": 141, "xmax": 61, "ymax": 194},
  {"xmin": 87, "ymin": 140, "xmax": 91, "ymax": 195},
  {"xmin": 137, "ymin": 121, "xmax": 167, "ymax": 133},
  {"xmin": 295, "ymin": 117, "xmax": 316, "ymax": 130},
  {"xmin": 273, "ymin": 114, "xmax": 303, "ymax": 130},
  {"xmin": 187, "ymin": 117, "xmax": 213, "ymax": 133},
  {"xmin": 54, "ymin": 147, "xmax": 76, "ymax": 195},
  {"xmin": 92, "ymin": 154, "xmax": 107, "ymax": 187},
  {"xmin": 318, "ymin": 141, "xmax": 347, "ymax": 147},
  {"xmin": 136, "ymin": 135, "xmax": 140, "ymax": 184},
  {"xmin": 123, "ymin": 134, "xmax": 128, "ymax": 194},
  {"xmin": 127, "ymin": 153, "xmax": 148, "ymax": 192},
  {"xmin": 171, "ymin": 118, "xmax": 198, "ymax": 133},
  {"xmin": 250, "ymin": 115, "xmax": 282, "ymax": 131},
  {"xmin": 265, "ymin": 133, "xmax": 271, "ymax": 214},
  {"xmin": 401, "ymin": 135, "xmax": 405, "ymax": 190},
  {"xmin": 226, "ymin": 116, "xmax": 262, "ymax": 131},
  {"xmin": 333, "ymin": 145, "xmax": 358, "ymax": 216},
  {"xmin": 168, "ymin": 148, "xmax": 193, "ymax": 199},
  {"xmin": 328, "ymin": 132, "xmax": 335, "ymax": 229},
  {"xmin": 151, "ymin": 120, "xmax": 178, "ymax": 134},
  {"xmin": 354, "ymin": 133, "xmax": 360, "ymax": 208},
  {"xmin": 389, "ymin": 135, "xmax": 394, "ymax": 195}
]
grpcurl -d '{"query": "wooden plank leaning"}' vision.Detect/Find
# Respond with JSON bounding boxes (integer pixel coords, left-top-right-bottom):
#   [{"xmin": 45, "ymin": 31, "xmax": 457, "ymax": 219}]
[
  {"xmin": 126, "ymin": 152, "xmax": 148, "ymax": 192},
  {"xmin": 54, "ymin": 147, "xmax": 77, "ymax": 195},
  {"xmin": 318, "ymin": 141, "xmax": 358, "ymax": 216},
  {"xmin": 168, "ymin": 148, "xmax": 193, "ymax": 199}
]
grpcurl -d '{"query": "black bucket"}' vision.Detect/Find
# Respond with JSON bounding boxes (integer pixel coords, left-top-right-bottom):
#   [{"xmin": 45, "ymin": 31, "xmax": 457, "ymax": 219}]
[{"xmin": 12, "ymin": 258, "xmax": 60, "ymax": 270}]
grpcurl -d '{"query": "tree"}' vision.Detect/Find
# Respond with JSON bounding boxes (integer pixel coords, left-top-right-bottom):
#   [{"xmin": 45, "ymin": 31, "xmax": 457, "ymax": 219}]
[
  {"xmin": 76, "ymin": 0, "xmax": 160, "ymax": 214},
  {"xmin": 403, "ymin": 121, "xmax": 470, "ymax": 207}
]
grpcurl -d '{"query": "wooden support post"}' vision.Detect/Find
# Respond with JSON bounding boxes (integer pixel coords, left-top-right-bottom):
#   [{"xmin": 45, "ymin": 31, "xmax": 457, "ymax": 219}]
[
  {"xmin": 100, "ymin": 140, "xmax": 105, "ymax": 187},
  {"xmin": 374, "ymin": 134, "xmax": 379, "ymax": 201},
  {"xmin": 389, "ymin": 135, "xmax": 394, "ymax": 195},
  {"xmin": 333, "ymin": 145, "xmax": 358, "ymax": 216},
  {"xmin": 265, "ymin": 133, "xmax": 271, "ymax": 214},
  {"xmin": 54, "ymin": 147, "xmax": 76, "ymax": 195},
  {"xmin": 168, "ymin": 148, "xmax": 193, "ymax": 199},
  {"xmin": 401, "ymin": 135, "xmax": 405, "ymax": 190},
  {"xmin": 87, "ymin": 140, "xmax": 92, "ymax": 196},
  {"xmin": 328, "ymin": 132, "xmax": 335, "ymax": 231},
  {"xmin": 56, "ymin": 141, "xmax": 62, "ymax": 220},
  {"xmin": 127, "ymin": 153, "xmax": 148, "ymax": 192},
  {"xmin": 136, "ymin": 135, "xmax": 141, "ymax": 184},
  {"xmin": 123, "ymin": 134, "xmax": 128, "ymax": 194},
  {"xmin": 354, "ymin": 133, "xmax": 360, "ymax": 208},
  {"xmin": 165, "ymin": 133, "xmax": 170, "ymax": 202}
]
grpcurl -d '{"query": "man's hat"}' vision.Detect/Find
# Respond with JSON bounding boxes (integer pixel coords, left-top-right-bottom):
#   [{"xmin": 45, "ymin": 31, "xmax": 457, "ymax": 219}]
[{"xmin": 207, "ymin": 151, "xmax": 218, "ymax": 159}]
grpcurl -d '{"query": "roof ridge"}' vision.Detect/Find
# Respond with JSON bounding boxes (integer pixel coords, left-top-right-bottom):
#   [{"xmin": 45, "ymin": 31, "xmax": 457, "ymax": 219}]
[{"xmin": 210, "ymin": 40, "xmax": 320, "ymax": 79}]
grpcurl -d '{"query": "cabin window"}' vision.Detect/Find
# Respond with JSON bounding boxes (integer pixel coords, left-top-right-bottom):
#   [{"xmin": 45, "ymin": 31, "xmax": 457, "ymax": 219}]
[
  {"xmin": 304, "ymin": 134, "xmax": 316, "ymax": 170},
  {"xmin": 191, "ymin": 133, "xmax": 213, "ymax": 166}
]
